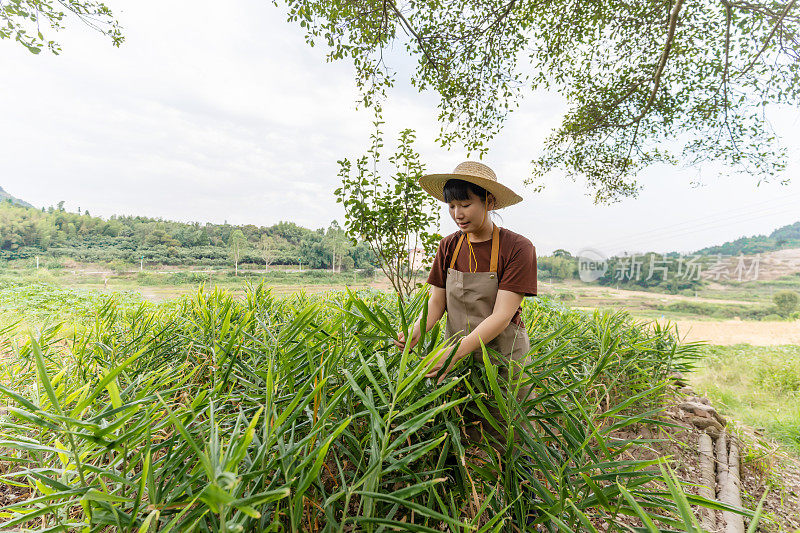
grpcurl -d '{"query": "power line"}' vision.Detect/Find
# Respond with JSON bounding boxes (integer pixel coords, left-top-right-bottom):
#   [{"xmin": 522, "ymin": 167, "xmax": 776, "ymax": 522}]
[
  {"xmin": 601, "ymin": 205, "xmax": 800, "ymax": 255},
  {"xmin": 593, "ymin": 192, "xmax": 800, "ymax": 250},
  {"xmin": 592, "ymin": 193, "xmax": 800, "ymax": 251},
  {"xmin": 607, "ymin": 206, "xmax": 799, "ymax": 253}
]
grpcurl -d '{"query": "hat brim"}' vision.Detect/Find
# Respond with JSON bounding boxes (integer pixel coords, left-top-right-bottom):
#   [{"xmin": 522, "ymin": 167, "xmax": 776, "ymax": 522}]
[{"xmin": 418, "ymin": 173, "xmax": 523, "ymax": 209}]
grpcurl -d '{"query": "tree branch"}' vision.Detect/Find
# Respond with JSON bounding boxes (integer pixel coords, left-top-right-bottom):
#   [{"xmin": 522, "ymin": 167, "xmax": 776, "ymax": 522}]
[
  {"xmin": 722, "ymin": 1, "xmax": 739, "ymax": 151},
  {"xmin": 739, "ymin": 0, "xmax": 798, "ymax": 76},
  {"xmin": 480, "ymin": 0, "xmax": 516, "ymax": 36},
  {"xmin": 568, "ymin": 0, "xmax": 686, "ymax": 137},
  {"xmin": 638, "ymin": 0, "xmax": 686, "ymax": 122},
  {"xmin": 386, "ymin": 0, "xmax": 439, "ymax": 73}
]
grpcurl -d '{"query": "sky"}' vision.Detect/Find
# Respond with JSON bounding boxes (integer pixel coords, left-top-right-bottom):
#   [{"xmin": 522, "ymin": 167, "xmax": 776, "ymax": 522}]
[{"xmin": 2, "ymin": 0, "xmax": 799, "ymax": 257}]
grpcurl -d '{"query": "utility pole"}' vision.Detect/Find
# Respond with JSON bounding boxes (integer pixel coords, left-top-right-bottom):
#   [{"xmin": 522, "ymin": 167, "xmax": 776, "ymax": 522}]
[
  {"xmin": 140, "ymin": 256, "xmax": 144, "ymax": 271},
  {"xmin": 36, "ymin": 256, "xmax": 39, "ymax": 269}
]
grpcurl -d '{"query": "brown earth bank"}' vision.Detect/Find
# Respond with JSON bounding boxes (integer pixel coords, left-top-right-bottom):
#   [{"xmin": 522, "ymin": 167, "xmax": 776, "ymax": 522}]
[
  {"xmin": 592, "ymin": 386, "xmax": 800, "ymax": 531},
  {"xmin": 650, "ymin": 319, "xmax": 800, "ymax": 345},
  {"xmin": 660, "ymin": 389, "xmax": 800, "ymax": 531}
]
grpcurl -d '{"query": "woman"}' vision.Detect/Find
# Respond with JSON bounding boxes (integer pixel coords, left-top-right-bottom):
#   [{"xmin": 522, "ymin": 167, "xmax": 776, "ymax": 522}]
[{"xmin": 395, "ymin": 161, "xmax": 537, "ymax": 444}]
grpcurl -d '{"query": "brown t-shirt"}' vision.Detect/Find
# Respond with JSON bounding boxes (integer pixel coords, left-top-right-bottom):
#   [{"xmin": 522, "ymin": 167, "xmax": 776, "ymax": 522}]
[{"xmin": 427, "ymin": 227, "xmax": 537, "ymax": 325}]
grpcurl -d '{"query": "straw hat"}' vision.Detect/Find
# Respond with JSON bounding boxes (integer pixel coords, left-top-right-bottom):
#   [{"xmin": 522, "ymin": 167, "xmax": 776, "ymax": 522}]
[{"xmin": 419, "ymin": 161, "xmax": 523, "ymax": 209}]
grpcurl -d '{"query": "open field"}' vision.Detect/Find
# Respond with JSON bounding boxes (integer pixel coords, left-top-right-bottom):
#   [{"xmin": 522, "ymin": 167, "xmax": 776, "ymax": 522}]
[
  {"xmin": 82, "ymin": 280, "xmax": 396, "ymax": 303},
  {"xmin": 567, "ymin": 283, "xmax": 759, "ymax": 306},
  {"xmin": 547, "ymin": 276, "xmax": 800, "ymax": 327},
  {"xmin": 3, "ymin": 263, "xmax": 799, "ymax": 343}
]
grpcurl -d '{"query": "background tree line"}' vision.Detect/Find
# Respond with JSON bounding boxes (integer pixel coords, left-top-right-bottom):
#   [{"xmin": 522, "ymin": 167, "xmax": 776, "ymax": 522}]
[{"xmin": 0, "ymin": 200, "xmax": 376, "ymax": 270}]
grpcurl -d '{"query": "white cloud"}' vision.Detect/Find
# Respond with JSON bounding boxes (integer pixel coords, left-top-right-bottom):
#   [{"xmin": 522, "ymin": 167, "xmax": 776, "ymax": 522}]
[{"xmin": 1, "ymin": 0, "xmax": 798, "ymax": 254}]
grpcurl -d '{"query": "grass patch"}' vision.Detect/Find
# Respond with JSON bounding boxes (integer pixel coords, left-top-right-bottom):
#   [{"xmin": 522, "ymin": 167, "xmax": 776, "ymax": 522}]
[
  {"xmin": 729, "ymin": 274, "xmax": 800, "ymax": 296},
  {"xmin": 655, "ymin": 300, "xmax": 777, "ymax": 320},
  {"xmin": 690, "ymin": 344, "xmax": 800, "ymax": 454}
]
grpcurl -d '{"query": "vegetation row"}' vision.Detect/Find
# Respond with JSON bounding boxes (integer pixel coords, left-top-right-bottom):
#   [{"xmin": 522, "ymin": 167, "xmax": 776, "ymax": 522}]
[{"xmin": 0, "ymin": 285, "xmax": 752, "ymax": 531}]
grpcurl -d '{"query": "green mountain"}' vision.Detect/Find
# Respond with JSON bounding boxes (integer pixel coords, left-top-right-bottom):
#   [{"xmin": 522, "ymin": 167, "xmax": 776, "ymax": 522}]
[
  {"xmin": 0, "ymin": 186, "xmax": 33, "ymax": 208},
  {"xmin": 694, "ymin": 220, "xmax": 800, "ymax": 255}
]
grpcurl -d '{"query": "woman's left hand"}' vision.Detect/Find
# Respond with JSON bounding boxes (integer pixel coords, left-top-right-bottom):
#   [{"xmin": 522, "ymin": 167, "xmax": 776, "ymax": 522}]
[{"xmin": 424, "ymin": 343, "xmax": 459, "ymax": 384}]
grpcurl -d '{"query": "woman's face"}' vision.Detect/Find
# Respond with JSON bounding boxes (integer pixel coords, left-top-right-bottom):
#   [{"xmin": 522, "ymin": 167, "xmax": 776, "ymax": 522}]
[{"xmin": 448, "ymin": 190, "xmax": 493, "ymax": 234}]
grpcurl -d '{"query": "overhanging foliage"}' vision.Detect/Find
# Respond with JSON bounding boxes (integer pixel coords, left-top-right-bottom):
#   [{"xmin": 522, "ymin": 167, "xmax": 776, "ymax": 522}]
[{"xmin": 280, "ymin": 0, "xmax": 800, "ymax": 202}]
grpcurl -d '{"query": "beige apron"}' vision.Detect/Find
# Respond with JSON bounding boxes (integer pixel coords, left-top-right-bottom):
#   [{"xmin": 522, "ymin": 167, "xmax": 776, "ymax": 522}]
[{"xmin": 445, "ymin": 225, "xmax": 532, "ymax": 446}]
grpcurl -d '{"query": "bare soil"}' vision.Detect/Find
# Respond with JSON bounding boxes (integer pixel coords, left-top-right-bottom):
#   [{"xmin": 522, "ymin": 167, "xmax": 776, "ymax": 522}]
[
  {"xmin": 739, "ymin": 248, "xmax": 800, "ymax": 282},
  {"xmin": 651, "ymin": 319, "xmax": 800, "ymax": 346}
]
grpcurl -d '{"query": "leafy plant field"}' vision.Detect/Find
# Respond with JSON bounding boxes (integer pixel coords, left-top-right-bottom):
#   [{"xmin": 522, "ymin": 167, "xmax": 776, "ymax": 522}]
[
  {"xmin": 690, "ymin": 344, "xmax": 800, "ymax": 454},
  {"xmin": 0, "ymin": 277, "xmax": 146, "ymax": 323},
  {"xmin": 3, "ymin": 266, "xmax": 379, "ymax": 288},
  {"xmin": 0, "ymin": 285, "xmax": 750, "ymax": 531}
]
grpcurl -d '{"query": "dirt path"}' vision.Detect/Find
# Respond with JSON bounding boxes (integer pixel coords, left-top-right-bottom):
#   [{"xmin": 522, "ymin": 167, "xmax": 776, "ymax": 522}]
[
  {"xmin": 574, "ymin": 284, "xmax": 757, "ymax": 306},
  {"xmin": 651, "ymin": 318, "xmax": 800, "ymax": 345}
]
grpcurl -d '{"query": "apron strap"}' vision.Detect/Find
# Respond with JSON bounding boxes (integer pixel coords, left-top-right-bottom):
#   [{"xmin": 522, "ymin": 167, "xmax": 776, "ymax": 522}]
[
  {"xmin": 450, "ymin": 234, "xmax": 465, "ymax": 270},
  {"xmin": 449, "ymin": 225, "xmax": 501, "ymax": 272},
  {"xmin": 489, "ymin": 224, "xmax": 500, "ymax": 273}
]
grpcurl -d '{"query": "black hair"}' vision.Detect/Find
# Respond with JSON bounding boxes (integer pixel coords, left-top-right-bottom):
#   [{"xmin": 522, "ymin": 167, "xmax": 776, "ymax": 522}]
[{"xmin": 442, "ymin": 179, "xmax": 490, "ymax": 203}]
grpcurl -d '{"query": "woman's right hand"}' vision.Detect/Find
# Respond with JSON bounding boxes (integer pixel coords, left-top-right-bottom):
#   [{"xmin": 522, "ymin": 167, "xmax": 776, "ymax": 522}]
[{"xmin": 394, "ymin": 330, "xmax": 419, "ymax": 351}]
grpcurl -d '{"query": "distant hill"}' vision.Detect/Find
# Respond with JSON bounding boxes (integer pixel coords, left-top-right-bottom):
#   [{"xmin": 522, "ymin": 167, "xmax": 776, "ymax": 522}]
[
  {"xmin": 0, "ymin": 186, "xmax": 33, "ymax": 208},
  {"xmin": 0, "ymin": 200, "xmax": 375, "ymax": 270},
  {"xmin": 694, "ymin": 221, "xmax": 800, "ymax": 256}
]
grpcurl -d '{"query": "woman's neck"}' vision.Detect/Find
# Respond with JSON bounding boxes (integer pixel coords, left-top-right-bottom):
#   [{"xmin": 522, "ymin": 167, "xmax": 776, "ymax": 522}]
[{"xmin": 466, "ymin": 220, "xmax": 494, "ymax": 243}]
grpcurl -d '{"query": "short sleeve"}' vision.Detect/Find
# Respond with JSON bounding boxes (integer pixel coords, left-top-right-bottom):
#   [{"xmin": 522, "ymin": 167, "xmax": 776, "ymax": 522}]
[
  {"xmin": 499, "ymin": 238, "xmax": 537, "ymax": 296},
  {"xmin": 426, "ymin": 237, "xmax": 450, "ymax": 288}
]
